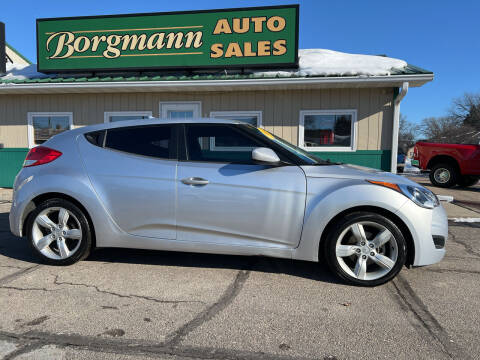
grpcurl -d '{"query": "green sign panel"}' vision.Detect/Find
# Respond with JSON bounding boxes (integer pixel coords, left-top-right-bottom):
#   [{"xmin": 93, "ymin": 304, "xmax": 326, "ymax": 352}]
[{"xmin": 37, "ymin": 5, "xmax": 298, "ymax": 73}]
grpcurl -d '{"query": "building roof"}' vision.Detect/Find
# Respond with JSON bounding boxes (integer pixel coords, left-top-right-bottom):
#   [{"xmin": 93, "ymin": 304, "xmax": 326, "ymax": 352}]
[
  {"xmin": 5, "ymin": 43, "xmax": 31, "ymax": 66},
  {"xmin": 0, "ymin": 49, "xmax": 433, "ymax": 93}
]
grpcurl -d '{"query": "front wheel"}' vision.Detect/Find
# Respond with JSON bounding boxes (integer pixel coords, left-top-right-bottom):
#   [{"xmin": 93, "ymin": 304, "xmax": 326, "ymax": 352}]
[
  {"xmin": 324, "ymin": 212, "xmax": 407, "ymax": 286},
  {"xmin": 26, "ymin": 198, "xmax": 92, "ymax": 265}
]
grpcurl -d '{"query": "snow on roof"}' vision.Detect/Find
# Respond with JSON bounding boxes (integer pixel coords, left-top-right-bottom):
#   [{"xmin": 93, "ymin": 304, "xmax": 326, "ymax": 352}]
[
  {"xmin": 1, "ymin": 48, "xmax": 408, "ymax": 81},
  {"xmin": 257, "ymin": 49, "xmax": 408, "ymax": 77},
  {"xmin": 3, "ymin": 62, "xmax": 48, "ymax": 80}
]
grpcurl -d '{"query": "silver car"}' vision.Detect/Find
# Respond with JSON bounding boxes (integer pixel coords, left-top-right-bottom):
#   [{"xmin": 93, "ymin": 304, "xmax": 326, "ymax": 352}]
[{"xmin": 9, "ymin": 119, "xmax": 447, "ymax": 286}]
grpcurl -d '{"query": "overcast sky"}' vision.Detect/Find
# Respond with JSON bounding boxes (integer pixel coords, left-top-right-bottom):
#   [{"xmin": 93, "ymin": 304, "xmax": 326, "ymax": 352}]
[{"xmin": 2, "ymin": 0, "xmax": 479, "ymax": 124}]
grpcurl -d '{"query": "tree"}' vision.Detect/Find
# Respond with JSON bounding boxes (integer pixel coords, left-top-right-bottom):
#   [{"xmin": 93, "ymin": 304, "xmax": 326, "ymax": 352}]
[
  {"xmin": 398, "ymin": 114, "xmax": 417, "ymax": 154},
  {"xmin": 419, "ymin": 116, "xmax": 477, "ymax": 144},
  {"xmin": 418, "ymin": 92, "xmax": 480, "ymax": 144},
  {"xmin": 334, "ymin": 115, "xmax": 351, "ymax": 136},
  {"xmin": 450, "ymin": 92, "xmax": 480, "ymax": 130}
]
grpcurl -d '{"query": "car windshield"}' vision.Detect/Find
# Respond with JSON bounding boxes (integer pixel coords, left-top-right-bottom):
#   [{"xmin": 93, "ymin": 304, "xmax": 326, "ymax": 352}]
[{"xmin": 241, "ymin": 124, "xmax": 331, "ymax": 165}]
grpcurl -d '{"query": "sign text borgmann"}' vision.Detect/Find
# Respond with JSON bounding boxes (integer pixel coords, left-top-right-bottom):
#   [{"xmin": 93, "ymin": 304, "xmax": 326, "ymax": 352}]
[{"xmin": 37, "ymin": 5, "xmax": 298, "ymax": 72}]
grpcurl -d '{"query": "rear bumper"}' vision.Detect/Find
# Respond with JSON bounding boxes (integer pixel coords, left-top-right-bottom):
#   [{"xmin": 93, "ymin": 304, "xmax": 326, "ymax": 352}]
[
  {"xmin": 9, "ymin": 198, "xmax": 22, "ymax": 237},
  {"xmin": 9, "ymin": 171, "xmax": 35, "ymax": 237}
]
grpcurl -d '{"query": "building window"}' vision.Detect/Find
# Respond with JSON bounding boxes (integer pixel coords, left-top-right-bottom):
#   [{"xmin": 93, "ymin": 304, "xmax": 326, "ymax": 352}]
[
  {"xmin": 27, "ymin": 112, "xmax": 73, "ymax": 148},
  {"xmin": 299, "ymin": 110, "xmax": 357, "ymax": 151},
  {"xmin": 104, "ymin": 111, "xmax": 152, "ymax": 123},
  {"xmin": 210, "ymin": 111, "xmax": 262, "ymax": 128},
  {"xmin": 209, "ymin": 111, "xmax": 262, "ymax": 151},
  {"xmin": 159, "ymin": 102, "xmax": 201, "ymax": 119}
]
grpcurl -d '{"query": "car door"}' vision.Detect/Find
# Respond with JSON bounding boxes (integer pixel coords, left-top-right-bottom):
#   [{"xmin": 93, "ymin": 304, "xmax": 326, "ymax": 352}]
[
  {"xmin": 78, "ymin": 124, "xmax": 177, "ymax": 239},
  {"xmin": 176, "ymin": 123, "xmax": 307, "ymax": 248}
]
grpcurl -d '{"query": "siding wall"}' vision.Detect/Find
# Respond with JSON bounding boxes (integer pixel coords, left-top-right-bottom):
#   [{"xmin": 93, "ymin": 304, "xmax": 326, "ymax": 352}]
[{"xmin": 0, "ymin": 88, "xmax": 394, "ymax": 149}]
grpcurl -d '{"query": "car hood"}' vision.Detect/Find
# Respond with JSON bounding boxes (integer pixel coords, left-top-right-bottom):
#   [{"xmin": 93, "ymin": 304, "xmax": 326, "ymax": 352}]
[{"xmin": 301, "ymin": 164, "xmax": 419, "ymax": 186}]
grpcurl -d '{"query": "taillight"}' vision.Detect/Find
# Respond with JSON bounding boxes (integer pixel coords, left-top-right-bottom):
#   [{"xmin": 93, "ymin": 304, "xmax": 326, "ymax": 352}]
[{"xmin": 23, "ymin": 146, "xmax": 62, "ymax": 167}]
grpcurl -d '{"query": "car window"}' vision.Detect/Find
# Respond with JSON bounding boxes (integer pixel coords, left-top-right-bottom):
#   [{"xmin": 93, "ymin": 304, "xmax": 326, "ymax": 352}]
[
  {"xmin": 105, "ymin": 125, "xmax": 173, "ymax": 159},
  {"xmin": 185, "ymin": 124, "xmax": 261, "ymax": 163},
  {"xmin": 85, "ymin": 130, "xmax": 105, "ymax": 147}
]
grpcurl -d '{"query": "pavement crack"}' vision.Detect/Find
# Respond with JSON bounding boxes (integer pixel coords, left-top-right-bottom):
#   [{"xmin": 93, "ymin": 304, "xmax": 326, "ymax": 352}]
[
  {"xmin": 452, "ymin": 200, "xmax": 480, "ymax": 214},
  {"xmin": 0, "ymin": 264, "xmax": 41, "ymax": 286},
  {"xmin": 1, "ymin": 285, "xmax": 57, "ymax": 292},
  {"xmin": 0, "ymin": 264, "xmax": 25, "ymax": 269},
  {"xmin": 2, "ymin": 341, "xmax": 43, "ymax": 360},
  {"xmin": 165, "ymin": 269, "xmax": 251, "ymax": 348},
  {"xmin": 0, "ymin": 329, "xmax": 319, "ymax": 360},
  {"xmin": 423, "ymin": 268, "xmax": 480, "ymax": 275},
  {"xmin": 53, "ymin": 275, "xmax": 205, "ymax": 305},
  {"xmin": 444, "ymin": 255, "xmax": 480, "ymax": 261},
  {"xmin": 448, "ymin": 230, "xmax": 480, "ymax": 257},
  {"xmin": 389, "ymin": 273, "xmax": 469, "ymax": 360}
]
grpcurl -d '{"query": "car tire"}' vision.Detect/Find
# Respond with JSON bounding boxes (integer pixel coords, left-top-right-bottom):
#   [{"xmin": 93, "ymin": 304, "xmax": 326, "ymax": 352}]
[
  {"xmin": 323, "ymin": 212, "xmax": 407, "ymax": 286},
  {"xmin": 429, "ymin": 163, "xmax": 458, "ymax": 188},
  {"xmin": 26, "ymin": 198, "xmax": 92, "ymax": 265},
  {"xmin": 457, "ymin": 175, "xmax": 479, "ymax": 188}
]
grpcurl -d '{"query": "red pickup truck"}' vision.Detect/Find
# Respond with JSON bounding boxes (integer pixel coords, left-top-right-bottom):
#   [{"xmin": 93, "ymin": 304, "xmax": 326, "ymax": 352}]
[{"xmin": 413, "ymin": 142, "xmax": 480, "ymax": 188}]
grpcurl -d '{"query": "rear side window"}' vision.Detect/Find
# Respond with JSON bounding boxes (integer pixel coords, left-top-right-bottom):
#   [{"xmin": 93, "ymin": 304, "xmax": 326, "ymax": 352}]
[
  {"xmin": 105, "ymin": 125, "xmax": 173, "ymax": 159},
  {"xmin": 85, "ymin": 130, "xmax": 105, "ymax": 147}
]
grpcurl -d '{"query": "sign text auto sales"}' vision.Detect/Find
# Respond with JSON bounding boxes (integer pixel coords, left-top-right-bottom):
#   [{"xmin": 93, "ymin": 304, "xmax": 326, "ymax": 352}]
[{"xmin": 37, "ymin": 5, "xmax": 298, "ymax": 72}]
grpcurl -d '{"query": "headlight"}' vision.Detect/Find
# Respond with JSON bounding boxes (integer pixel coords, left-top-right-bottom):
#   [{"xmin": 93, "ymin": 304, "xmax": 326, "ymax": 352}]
[
  {"xmin": 398, "ymin": 184, "xmax": 439, "ymax": 209},
  {"xmin": 367, "ymin": 180, "xmax": 439, "ymax": 209}
]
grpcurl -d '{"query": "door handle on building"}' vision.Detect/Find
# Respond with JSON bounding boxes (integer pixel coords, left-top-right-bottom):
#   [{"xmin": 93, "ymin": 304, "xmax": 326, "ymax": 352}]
[{"xmin": 181, "ymin": 177, "xmax": 209, "ymax": 186}]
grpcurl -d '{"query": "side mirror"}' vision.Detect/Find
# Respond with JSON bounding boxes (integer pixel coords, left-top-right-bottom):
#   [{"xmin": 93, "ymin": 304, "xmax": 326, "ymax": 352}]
[{"xmin": 252, "ymin": 147, "xmax": 281, "ymax": 164}]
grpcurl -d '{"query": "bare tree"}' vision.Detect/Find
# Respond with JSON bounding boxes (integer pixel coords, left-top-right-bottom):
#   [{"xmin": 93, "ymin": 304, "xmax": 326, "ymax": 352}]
[
  {"xmin": 450, "ymin": 92, "xmax": 480, "ymax": 130},
  {"xmin": 419, "ymin": 116, "xmax": 478, "ymax": 144},
  {"xmin": 416, "ymin": 92, "xmax": 480, "ymax": 144},
  {"xmin": 398, "ymin": 114, "xmax": 418, "ymax": 154}
]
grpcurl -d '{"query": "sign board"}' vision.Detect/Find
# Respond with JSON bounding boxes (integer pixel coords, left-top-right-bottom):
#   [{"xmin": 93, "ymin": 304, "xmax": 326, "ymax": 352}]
[{"xmin": 36, "ymin": 5, "xmax": 298, "ymax": 73}]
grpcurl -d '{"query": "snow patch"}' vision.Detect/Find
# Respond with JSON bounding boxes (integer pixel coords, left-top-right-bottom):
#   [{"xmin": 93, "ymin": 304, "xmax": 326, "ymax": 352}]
[
  {"xmin": 449, "ymin": 218, "xmax": 480, "ymax": 223},
  {"xmin": 1, "ymin": 49, "xmax": 409, "ymax": 81},
  {"xmin": 256, "ymin": 49, "xmax": 408, "ymax": 77},
  {"xmin": 437, "ymin": 195, "xmax": 454, "ymax": 203},
  {"xmin": 403, "ymin": 158, "xmax": 421, "ymax": 173},
  {"xmin": 1, "ymin": 62, "xmax": 49, "ymax": 80}
]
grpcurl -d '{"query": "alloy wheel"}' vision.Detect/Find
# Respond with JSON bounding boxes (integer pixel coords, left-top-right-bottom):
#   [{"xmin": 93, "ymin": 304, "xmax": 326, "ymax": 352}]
[
  {"xmin": 31, "ymin": 207, "xmax": 82, "ymax": 260},
  {"xmin": 335, "ymin": 221, "xmax": 398, "ymax": 281},
  {"xmin": 434, "ymin": 168, "xmax": 451, "ymax": 184}
]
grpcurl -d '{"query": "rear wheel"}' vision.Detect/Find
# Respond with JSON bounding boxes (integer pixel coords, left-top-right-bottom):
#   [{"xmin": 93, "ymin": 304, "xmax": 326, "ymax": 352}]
[
  {"xmin": 27, "ymin": 198, "xmax": 92, "ymax": 265},
  {"xmin": 324, "ymin": 212, "xmax": 407, "ymax": 286},
  {"xmin": 429, "ymin": 163, "xmax": 458, "ymax": 188},
  {"xmin": 457, "ymin": 175, "xmax": 479, "ymax": 188}
]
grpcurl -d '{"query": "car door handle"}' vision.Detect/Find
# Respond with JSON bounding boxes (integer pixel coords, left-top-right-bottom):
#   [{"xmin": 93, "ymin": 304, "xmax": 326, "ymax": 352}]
[{"xmin": 181, "ymin": 177, "xmax": 209, "ymax": 186}]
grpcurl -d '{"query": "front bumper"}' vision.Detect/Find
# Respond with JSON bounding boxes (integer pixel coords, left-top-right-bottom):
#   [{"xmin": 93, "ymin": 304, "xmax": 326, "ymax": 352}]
[{"xmin": 396, "ymin": 201, "xmax": 448, "ymax": 266}]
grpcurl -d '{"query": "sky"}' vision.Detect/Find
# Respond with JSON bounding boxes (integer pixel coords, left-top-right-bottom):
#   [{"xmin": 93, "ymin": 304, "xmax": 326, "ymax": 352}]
[{"xmin": 2, "ymin": 0, "xmax": 479, "ymax": 125}]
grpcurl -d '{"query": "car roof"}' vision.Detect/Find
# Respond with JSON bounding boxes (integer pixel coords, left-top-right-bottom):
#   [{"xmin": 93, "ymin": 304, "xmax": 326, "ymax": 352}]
[{"xmin": 69, "ymin": 117, "xmax": 246, "ymax": 135}]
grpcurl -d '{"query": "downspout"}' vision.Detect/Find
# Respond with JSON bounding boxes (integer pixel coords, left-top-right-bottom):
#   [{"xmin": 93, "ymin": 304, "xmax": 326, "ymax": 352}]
[
  {"xmin": 390, "ymin": 81, "xmax": 409, "ymax": 173},
  {"xmin": 0, "ymin": 22, "xmax": 6, "ymax": 76}
]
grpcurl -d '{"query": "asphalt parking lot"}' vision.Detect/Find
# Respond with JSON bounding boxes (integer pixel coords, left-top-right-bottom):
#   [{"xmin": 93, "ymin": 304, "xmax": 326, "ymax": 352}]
[{"xmin": 0, "ymin": 179, "xmax": 479, "ymax": 360}]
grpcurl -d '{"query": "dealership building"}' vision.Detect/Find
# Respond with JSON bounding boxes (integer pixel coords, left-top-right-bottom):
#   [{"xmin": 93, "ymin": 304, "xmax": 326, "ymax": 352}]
[{"xmin": 0, "ymin": 6, "xmax": 433, "ymax": 187}]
